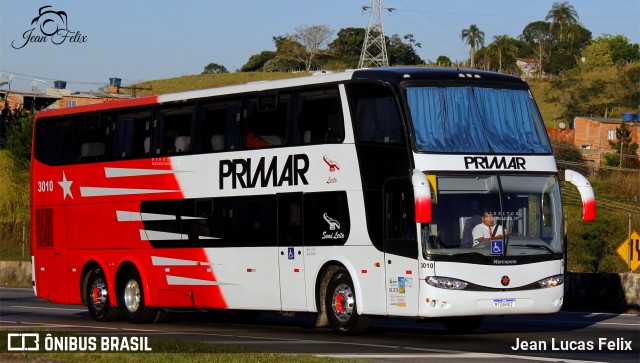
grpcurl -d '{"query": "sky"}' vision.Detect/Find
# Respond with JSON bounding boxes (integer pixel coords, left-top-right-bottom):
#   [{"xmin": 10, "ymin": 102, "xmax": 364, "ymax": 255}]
[{"xmin": 1, "ymin": 0, "xmax": 638, "ymax": 92}]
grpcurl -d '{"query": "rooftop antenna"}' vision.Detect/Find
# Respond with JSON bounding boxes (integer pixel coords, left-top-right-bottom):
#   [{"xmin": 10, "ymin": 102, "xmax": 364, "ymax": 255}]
[{"xmin": 359, "ymin": 0, "xmax": 393, "ymax": 68}]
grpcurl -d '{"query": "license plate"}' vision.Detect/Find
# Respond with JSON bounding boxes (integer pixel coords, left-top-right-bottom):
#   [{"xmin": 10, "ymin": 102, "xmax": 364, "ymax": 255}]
[{"xmin": 493, "ymin": 299, "xmax": 516, "ymax": 308}]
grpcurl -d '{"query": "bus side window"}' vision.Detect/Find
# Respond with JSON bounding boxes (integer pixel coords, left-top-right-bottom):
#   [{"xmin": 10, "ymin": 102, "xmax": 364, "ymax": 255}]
[
  {"xmin": 153, "ymin": 105, "xmax": 194, "ymax": 156},
  {"xmin": 347, "ymin": 83, "xmax": 404, "ymax": 145},
  {"xmin": 293, "ymin": 86, "xmax": 344, "ymax": 145},
  {"xmin": 111, "ymin": 108, "xmax": 151, "ymax": 159},
  {"xmin": 35, "ymin": 117, "xmax": 73, "ymax": 165},
  {"xmin": 244, "ymin": 92, "xmax": 290, "ymax": 149},
  {"xmin": 75, "ymin": 113, "xmax": 108, "ymax": 162},
  {"xmin": 196, "ymin": 99, "xmax": 241, "ymax": 152}
]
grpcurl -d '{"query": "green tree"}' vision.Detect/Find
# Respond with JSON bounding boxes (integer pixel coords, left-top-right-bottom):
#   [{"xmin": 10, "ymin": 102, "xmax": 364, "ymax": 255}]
[
  {"xmin": 329, "ymin": 28, "xmax": 424, "ymax": 68},
  {"xmin": 545, "ymin": 1, "xmax": 579, "ymax": 43},
  {"xmin": 594, "ymin": 34, "xmax": 640, "ymax": 64},
  {"xmin": 492, "ymin": 35, "xmax": 518, "ymax": 73},
  {"xmin": 461, "ymin": 24, "xmax": 484, "ymax": 68},
  {"xmin": 262, "ymin": 57, "xmax": 305, "ymax": 72},
  {"xmin": 5, "ymin": 114, "xmax": 33, "ymax": 171},
  {"xmin": 580, "ymin": 42, "xmax": 613, "ymax": 70},
  {"xmin": 387, "ymin": 34, "xmax": 423, "ymax": 66},
  {"xmin": 603, "ymin": 121, "xmax": 639, "ymax": 168},
  {"xmin": 328, "ymin": 27, "xmax": 366, "ymax": 68},
  {"xmin": 240, "ymin": 51, "xmax": 276, "ymax": 72},
  {"xmin": 201, "ymin": 63, "xmax": 229, "ymax": 74},
  {"xmin": 520, "ymin": 21, "xmax": 552, "ymax": 76},
  {"xmin": 436, "ymin": 55, "xmax": 453, "ymax": 67}
]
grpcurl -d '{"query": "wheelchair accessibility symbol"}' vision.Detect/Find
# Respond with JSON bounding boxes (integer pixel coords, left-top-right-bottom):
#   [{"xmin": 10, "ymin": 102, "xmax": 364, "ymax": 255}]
[
  {"xmin": 288, "ymin": 247, "xmax": 295, "ymax": 260},
  {"xmin": 491, "ymin": 240, "xmax": 504, "ymax": 255}
]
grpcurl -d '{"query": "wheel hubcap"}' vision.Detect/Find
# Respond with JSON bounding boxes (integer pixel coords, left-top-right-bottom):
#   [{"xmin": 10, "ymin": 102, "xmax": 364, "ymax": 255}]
[
  {"xmin": 90, "ymin": 278, "xmax": 107, "ymax": 311},
  {"xmin": 331, "ymin": 283, "xmax": 354, "ymax": 323},
  {"xmin": 123, "ymin": 279, "xmax": 141, "ymax": 313}
]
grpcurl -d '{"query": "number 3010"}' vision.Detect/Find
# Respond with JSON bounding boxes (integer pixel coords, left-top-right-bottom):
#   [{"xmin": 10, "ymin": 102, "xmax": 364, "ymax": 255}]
[{"xmin": 37, "ymin": 180, "xmax": 54, "ymax": 192}]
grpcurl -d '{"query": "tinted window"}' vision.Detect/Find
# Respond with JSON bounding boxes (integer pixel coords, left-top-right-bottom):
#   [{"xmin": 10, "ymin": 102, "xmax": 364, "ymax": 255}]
[
  {"xmin": 153, "ymin": 105, "xmax": 194, "ymax": 156},
  {"xmin": 293, "ymin": 86, "xmax": 344, "ymax": 145},
  {"xmin": 35, "ymin": 117, "xmax": 73, "ymax": 165},
  {"xmin": 196, "ymin": 98, "xmax": 241, "ymax": 152},
  {"xmin": 347, "ymin": 83, "xmax": 404, "ymax": 144},
  {"xmin": 194, "ymin": 99, "xmax": 241, "ymax": 152},
  {"xmin": 75, "ymin": 114, "xmax": 109, "ymax": 162},
  {"xmin": 111, "ymin": 108, "xmax": 152, "ymax": 159},
  {"xmin": 244, "ymin": 92, "xmax": 290, "ymax": 149}
]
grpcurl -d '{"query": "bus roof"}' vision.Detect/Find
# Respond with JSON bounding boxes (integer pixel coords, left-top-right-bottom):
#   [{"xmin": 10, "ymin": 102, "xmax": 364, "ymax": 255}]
[{"xmin": 35, "ymin": 67, "xmax": 526, "ymax": 119}]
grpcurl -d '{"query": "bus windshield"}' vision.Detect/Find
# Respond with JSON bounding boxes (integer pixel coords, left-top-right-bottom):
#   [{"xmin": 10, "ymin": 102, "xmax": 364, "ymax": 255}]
[
  {"xmin": 425, "ymin": 174, "xmax": 563, "ymax": 256},
  {"xmin": 406, "ymin": 85, "xmax": 551, "ymax": 154}
]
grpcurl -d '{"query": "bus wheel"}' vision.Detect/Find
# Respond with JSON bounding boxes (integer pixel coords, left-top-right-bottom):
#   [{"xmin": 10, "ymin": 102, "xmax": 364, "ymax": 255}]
[
  {"xmin": 85, "ymin": 268, "xmax": 120, "ymax": 322},
  {"xmin": 118, "ymin": 268, "xmax": 158, "ymax": 324},
  {"xmin": 325, "ymin": 267, "xmax": 370, "ymax": 334},
  {"xmin": 441, "ymin": 315, "xmax": 484, "ymax": 334}
]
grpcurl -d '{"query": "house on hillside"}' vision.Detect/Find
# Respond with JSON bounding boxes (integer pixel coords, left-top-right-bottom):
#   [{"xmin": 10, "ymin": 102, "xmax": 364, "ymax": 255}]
[
  {"xmin": 516, "ymin": 58, "xmax": 542, "ymax": 79},
  {"xmin": 1, "ymin": 84, "xmax": 130, "ymax": 114},
  {"xmin": 572, "ymin": 116, "xmax": 640, "ymax": 166}
]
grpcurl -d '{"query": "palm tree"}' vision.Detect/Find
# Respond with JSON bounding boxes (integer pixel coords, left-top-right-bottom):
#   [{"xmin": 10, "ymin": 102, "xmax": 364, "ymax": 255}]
[
  {"xmin": 461, "ymin": 24, "xmax": 485, "ymax": 69},
  {"xmin": 492, "ymin": 35, "xmax": 518, "ymax": 73},
  {"xmin": 545, "ymin": 1, "xmax": 579, "ymax": 42}
]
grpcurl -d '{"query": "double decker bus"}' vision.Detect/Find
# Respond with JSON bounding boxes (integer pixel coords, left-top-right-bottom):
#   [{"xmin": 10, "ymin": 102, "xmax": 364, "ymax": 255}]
[{"xmin": 31, "ymin": 67, "xmax": 595, "ymax": 333}]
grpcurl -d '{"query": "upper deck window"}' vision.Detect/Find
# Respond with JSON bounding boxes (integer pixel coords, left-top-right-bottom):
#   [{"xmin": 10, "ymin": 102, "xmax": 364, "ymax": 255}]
[{"xmin": 406, "ymin": 86, "xmax": 551, "ymax": 154}]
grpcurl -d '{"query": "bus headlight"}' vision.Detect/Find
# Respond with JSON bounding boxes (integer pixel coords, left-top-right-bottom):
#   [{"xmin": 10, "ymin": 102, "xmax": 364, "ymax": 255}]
[
  {"xmin": 426, "ymin": 276, "xmax": 468, "ymax": 290},
  {"xmin": 536, "ymin": 274, "xmax": 564, "ymax": 288}
]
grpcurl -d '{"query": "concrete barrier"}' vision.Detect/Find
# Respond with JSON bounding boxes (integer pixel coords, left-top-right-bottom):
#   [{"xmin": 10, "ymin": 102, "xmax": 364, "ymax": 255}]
[
  {"xmin": 564, "ymin": 272, "xmax": 640, "ymax": 313},
  {"xmin": 0, "ymin": 261, "xmax": 31, "ymax": 286},
  {"xmin": 1, "ymin": 261, "xmax": 638, "ymax": 312}
]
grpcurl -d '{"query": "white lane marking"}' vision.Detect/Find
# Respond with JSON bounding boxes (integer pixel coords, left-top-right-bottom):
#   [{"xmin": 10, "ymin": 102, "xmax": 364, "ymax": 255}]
[
  {"xmin": 522, "ymin": 318, "xmax": 640, "ymax": 327},
  {"xmin": 315, "ymin": 353, "xmax": 602, "ymax": 363}
]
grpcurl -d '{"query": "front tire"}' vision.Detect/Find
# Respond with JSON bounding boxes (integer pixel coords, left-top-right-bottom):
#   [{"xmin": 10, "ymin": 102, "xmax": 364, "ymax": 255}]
[
  {"xmin": 85, "ymin": 268, "xmax": 120, "ymax": 322},
  {"xmin": 118, "ymin": 268, "xmax": 159, "ymax": 323},
  {"xmin": 325, "ymin": 267, "xmax": 370, "ymax": 334}
]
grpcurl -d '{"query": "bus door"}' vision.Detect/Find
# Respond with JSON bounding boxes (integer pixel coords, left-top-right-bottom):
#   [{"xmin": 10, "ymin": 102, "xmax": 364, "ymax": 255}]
[
  {"xmin": 277, "ymin": 193, "xmax": 307, "ymax": 311},
  {"xmin": 383, "ymin": 179, "xmax": 420, "ymax": 316},
  {"xmin": 33, "ymin": 206, "xmax": 69, "ymax": 303}
]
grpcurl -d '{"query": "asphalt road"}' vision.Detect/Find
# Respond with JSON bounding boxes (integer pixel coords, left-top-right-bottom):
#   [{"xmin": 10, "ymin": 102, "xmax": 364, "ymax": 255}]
[{"xmin": 1, "ymin": 286, "xmax": 639, "ymax": 362}]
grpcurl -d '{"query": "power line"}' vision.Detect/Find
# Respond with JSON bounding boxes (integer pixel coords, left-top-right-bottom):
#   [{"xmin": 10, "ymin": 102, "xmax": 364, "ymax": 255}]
[{"xmin": 0, "ymin": 69, "xmax": 104, "ymax": 86}]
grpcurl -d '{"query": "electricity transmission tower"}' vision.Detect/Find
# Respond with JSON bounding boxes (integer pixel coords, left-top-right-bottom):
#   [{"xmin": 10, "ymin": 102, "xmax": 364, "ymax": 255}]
[{"xmin": 359, "ymin": 0, "xmax": 393, "ymax": 68}]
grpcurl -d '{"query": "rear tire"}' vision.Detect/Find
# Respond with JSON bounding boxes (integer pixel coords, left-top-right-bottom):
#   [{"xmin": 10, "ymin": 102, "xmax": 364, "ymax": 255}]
[
  {"xmin": 118, "ymin": 268, "xmax": 159, "ymax": 323},
  {"xmin": 325, "ymin": 267, "xmax": 370, "ymax": 334},
  {"xmin": 85, "ymin": 268, "xmax": 120, "ymax": 322},
  {"xmin": 441, "ymin": 315, "xmax": 484, "ymax": 333}
]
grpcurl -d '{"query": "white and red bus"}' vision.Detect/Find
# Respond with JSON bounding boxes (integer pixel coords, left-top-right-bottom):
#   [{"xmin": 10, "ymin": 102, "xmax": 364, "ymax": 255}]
[{"xmin": 31, "ymin": 67, "xmax": 595, "ymax": 333}]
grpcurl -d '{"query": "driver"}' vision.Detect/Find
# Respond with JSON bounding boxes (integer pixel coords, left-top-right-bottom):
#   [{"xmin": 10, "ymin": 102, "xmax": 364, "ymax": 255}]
[{"xmin": 472, "ymin": 212, "xmax": 504, "ymax": 246}]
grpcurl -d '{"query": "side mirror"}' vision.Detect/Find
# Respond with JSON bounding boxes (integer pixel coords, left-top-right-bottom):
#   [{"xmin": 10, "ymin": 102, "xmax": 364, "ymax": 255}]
[
  {"xmin": 412, "ymin": 169, "xmax": 432, "ymax": 223},
  {"xmin": 562, "ymin": 169, "xmax": 596, "ymax": 221}
]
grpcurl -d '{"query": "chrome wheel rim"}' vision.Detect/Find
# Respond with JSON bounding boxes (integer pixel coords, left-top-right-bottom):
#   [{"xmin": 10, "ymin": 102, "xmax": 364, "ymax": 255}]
[
  {"xmin": 331, "ymin": 283, "xmax": 354, "ymax": 323},
  {"xmin": 89, "ymin": 278, "xmax": 107, "ymax": 311},
  {"xmin": 123, "ymin": 279, "xmax": 141, "ymax": 313}
]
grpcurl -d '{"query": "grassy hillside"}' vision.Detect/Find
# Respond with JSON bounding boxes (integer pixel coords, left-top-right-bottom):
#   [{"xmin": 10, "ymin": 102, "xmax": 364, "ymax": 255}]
[
  {"xmin": 529, "ymin": 81, "xmax": 562, "ymax": 127},
  {"xmin": 133, "ymin": 72, "xmax": 311, "ymax": 96}
]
